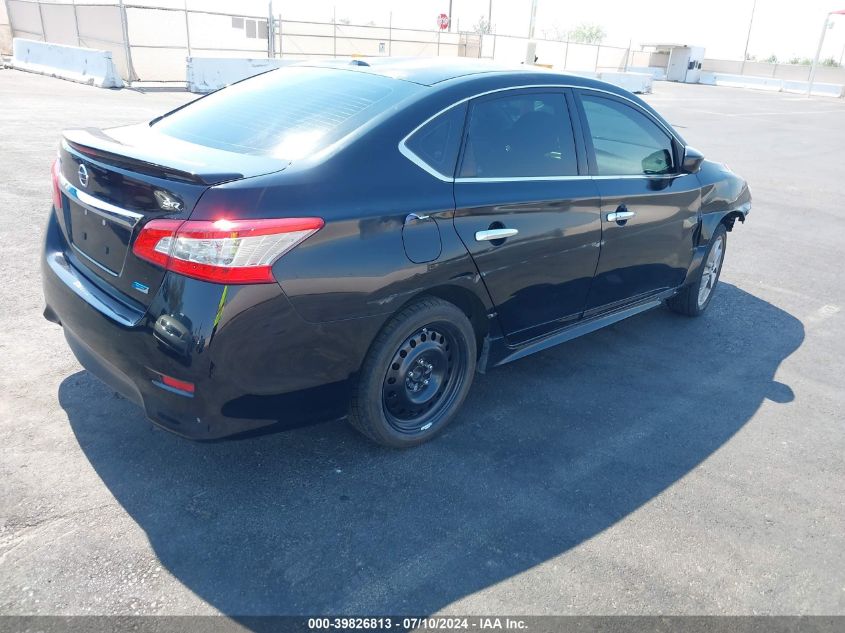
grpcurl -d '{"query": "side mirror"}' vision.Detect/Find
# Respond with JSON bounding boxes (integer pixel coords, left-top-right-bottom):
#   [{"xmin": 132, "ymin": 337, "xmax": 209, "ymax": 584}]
[{"xmin": 682, "ymin": 146, "xmax": 705, "ymax": 174}]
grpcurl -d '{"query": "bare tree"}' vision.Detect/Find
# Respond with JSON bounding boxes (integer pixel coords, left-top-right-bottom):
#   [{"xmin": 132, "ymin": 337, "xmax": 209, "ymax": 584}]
[
  {"xmin": 472, "ymin": 15, "xmax": 491, "ymax": 35},
  {"xmin": 539, "ymin": 24, "xmax": 568, "ymax": 41}
]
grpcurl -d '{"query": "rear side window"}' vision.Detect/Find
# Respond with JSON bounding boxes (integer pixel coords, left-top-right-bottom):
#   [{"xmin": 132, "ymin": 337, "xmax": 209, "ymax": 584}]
[
  {"xmin": 459, "ymin": 92, "xmax": 578, "ymax": 179},
  {"xmin": 580, "ymin": 94, "xmax": 675, "ymax": 176},
  {"xmin": 404, "ymin": 103, "xmax": 467, "ymax": 179},
  {"xmin": 154, "ymin": 67, "xmax": 419, "ymax": 160}
]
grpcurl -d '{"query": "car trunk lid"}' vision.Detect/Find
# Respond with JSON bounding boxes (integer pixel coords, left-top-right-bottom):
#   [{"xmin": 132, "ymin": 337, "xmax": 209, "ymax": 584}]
[{"xmin": 56, "ymin": 124, "xmax": 288, "ymax": 308}]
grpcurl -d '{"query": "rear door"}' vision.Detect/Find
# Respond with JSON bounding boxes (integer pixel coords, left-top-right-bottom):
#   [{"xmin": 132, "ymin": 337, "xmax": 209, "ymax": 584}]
[
  {"xmin": 574, "ymin": 91, "xmax": 701, "ymax": 314},
  {"xmin": 452, "ymin": 88, "xmax": 602, "ymax": 344}
]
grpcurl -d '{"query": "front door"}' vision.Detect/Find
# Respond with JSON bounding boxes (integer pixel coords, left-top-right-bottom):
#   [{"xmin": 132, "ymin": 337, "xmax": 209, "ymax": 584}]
[
  {"xmin": 576, "ymin": 91, "xmax": 701, "ymax": 314},
  {"xmin": 453, "ymin": 89, "xmax": 602, "ymax": 343}
]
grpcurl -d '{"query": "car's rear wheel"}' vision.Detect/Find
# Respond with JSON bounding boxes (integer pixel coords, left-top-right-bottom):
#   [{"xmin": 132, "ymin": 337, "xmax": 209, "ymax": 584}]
[
  {"xmin": 667, "ymin": 223, "xmax": 727, "ymax": 317},
  {"xmin": 349, "ymin": 297, "xmax": 476, "ymax": 448}
]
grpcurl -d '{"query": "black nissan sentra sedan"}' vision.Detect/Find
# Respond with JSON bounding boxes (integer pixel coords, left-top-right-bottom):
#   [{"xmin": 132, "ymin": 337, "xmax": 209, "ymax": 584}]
[{"xmin": 43, "ymin": 59, "xmax": 750, "ymax": 447}]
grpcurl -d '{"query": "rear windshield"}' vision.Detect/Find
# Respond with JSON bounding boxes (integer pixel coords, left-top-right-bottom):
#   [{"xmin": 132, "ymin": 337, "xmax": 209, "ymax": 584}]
[{"xmin": 153, "ymin": 67, "xmax": 419, "ymax": 160}]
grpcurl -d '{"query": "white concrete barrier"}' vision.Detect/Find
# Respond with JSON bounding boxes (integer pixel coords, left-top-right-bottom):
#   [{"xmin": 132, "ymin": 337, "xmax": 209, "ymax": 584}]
[
  {"xmin": 699, "ymin": 71, "xmax": 844, "ymax": 97},
  {"xmin": 186, "ymin": 57, "xmax": 296, "ymax": 93},
  {"xmin": 551, "ymin": 69, "xmax": 652, "ymax": 94},
  {"xmin": 10, "ymin": 38, "xmax": 123, "ymax": 88},
  {"xmin": 782, "ymin": 80, "xmax": 845, "ymax": 98},
  {"xmin": 626, "ymin": 66, "xmax": 667, "ymax": 81},
  {"xmin": 598, "ymin": 71, "xmax": 653, "ymax": 94}
]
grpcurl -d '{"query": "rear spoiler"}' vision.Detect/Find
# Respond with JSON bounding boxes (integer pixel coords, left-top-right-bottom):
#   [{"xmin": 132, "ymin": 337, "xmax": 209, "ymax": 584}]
[{"xmin": 62, "ymin": 126, "xmax": 288, "ymax": 185}]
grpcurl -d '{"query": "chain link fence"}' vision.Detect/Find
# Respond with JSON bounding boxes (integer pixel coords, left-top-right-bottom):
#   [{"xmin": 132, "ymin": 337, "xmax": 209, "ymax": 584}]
[
  {"xmin": 4, "ymin": 0, "xmax": 271, "ymax": 82},
  {"xmin": 4, "ymin": 0, "xmax": 642, "ymax": 84}
]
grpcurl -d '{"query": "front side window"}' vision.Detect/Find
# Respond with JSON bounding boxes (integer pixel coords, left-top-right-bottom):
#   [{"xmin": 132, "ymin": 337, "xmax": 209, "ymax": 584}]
[
  {"xmin": 459, "ymin": 92, "xmax": 578, "ymax": 178},
  {"xmin": 580, "ymin": 94, "xmax": 675, "ymax": 176}
]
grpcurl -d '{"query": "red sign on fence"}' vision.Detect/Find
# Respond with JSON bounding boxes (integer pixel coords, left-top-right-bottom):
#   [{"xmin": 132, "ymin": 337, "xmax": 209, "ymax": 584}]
[{"xmin": 437, "ymin": 13, "xmax": 450, "ymax": 30}]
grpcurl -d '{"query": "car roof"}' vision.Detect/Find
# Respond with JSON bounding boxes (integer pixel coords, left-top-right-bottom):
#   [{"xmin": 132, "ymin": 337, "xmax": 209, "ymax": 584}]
[
  {"xmin": 294, "ymin": 57, "xmax": 576, "ymax": 87},
  {"xmin": 287, "ymin": 58, "xmax": 684, "ymax": 145}
]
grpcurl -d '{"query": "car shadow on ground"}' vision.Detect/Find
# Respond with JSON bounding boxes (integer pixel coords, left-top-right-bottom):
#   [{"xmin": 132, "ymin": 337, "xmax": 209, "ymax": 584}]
[{"xmin": 59, "ymin": 283, "xmax": 802, "ymax": 617}]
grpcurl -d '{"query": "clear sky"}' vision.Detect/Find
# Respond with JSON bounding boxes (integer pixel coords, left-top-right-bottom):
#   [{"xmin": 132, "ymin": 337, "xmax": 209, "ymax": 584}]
[{"xmin": 266, "ymin": 0, "xmax": 845, "ymax": 62}]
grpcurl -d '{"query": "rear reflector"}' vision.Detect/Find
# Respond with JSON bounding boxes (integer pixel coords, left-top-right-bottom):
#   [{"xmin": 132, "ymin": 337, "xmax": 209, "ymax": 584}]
[
  {"xmin": 159, "ymin": 374, "xmax": 195, "ymax": 395},
  {"xmin": 133, "ymin": 217, "xmax": 323, "ymax": 284},
  {"xmin": 51, "ymin": 158, "xmax": 62, "ymax": 210}
]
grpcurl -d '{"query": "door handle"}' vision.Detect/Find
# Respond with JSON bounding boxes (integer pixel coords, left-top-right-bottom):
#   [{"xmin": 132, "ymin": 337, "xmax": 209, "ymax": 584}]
[
  {"xmin": 475, "ymin": 228, "xmax": 518, "ymax": 242},
  {"xmin": 606, "ymin": 209, "xmax": 636, "ymax": 223}
]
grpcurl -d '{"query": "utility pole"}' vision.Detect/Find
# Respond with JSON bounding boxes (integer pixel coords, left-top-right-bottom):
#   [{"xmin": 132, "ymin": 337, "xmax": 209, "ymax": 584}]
[
  {"xmin": 741, "ymin": 0, "xmax": 756, "ymax": 73},
  {"xmin": 528, "ymin": 0, "xmax": 538, "ymax": 39},
  {"xmin": 448, "ymin": 0, "xmax": 453, "ymax": 32},
  {"xmin": 809, "ymin": 10, "xmax": 845, "ymax": 96},
  {"xmin": 487, "ymin": 0, "xmax": 492, "ymax": 34}
]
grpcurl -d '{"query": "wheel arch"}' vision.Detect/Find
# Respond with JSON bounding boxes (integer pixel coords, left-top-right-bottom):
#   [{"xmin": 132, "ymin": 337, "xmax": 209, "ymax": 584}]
[
  {"xmin": 410, "ymin": 284, "xmax": 491, "ymax": 353},
  {"xmin": 700, "ymin": 209, "xmax": 744, "ymax": 244}
]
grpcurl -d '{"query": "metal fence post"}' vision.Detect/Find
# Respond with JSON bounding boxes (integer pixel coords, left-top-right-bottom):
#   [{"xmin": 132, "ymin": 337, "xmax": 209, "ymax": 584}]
[
  {"xmin": 4, "ymin": 0, "xmax": 16, "ymax": 48},
  {"xmin": 332, "ymin": 6, "xmax": 336, "ymax": 58},
  {"xmin": 388, "ymin": 11, "xmax": 392, "ymax": 56},
  {"xmin": 595, "ymin": 44, "xmax": 601, "ymax": 71},
  {"xmin": 267, "ymin": 1, "xmax": 274, "ymax": 57},
  {"xmin": 563, "ymin": 40, "xmax": 569, "ymax": 69},
  {"xmin": 71, "ymin": 0, "xmax": 81, "ymax": 46},
  {"xmin": 278, "ymin": 13, "xmax": 283, "ymax": 58},
  {"xmin": 117, "ymin": 0, "xmax": 138, "ymax": 83},
  {"xmin": 183, "ymin": 0, "xmax": 192, "ymax": 58},
  {"xmin": 36, "ymin": 0, "xmax": 45, "ymax": 40}
]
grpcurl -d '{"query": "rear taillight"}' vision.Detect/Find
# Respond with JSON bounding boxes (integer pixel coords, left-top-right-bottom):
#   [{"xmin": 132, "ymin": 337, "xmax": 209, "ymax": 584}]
[
  {"xmin": 51, "ymin": 158, "xmax": 62, "ymax": 210},
  {"xmin": 133, "ymin": 217, "xmax": 323, "ymax": 284}
]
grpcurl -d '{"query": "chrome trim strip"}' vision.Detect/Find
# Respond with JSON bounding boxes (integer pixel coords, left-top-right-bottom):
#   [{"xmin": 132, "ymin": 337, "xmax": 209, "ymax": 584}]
[
  {"xmin": 453, "ymin": 173, "xmax": 684, "ymax": 183},
  {"xmin": 592, "ymin": 173, "xmax": 686, "ymax": 180},
  {"xmin": 398, "ymin": 141, "xmax": 453, "ymax": 183},
  {"xmin": 398, "ymin": 83, "xmax": 684, "ymax": 182},
  {"xmin": 59, "ymin": 172, "xmax": 144, "ymax": 229},
  {"xmin": 455, "ymin": 175, "xmax": 590, "ymax": 183}
]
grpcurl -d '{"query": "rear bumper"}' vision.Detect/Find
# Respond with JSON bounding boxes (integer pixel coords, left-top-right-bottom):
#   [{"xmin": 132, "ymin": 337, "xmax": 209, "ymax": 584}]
[{"xmin": 42, "ymin": 209, "xmax": 383, "ymax": 440}]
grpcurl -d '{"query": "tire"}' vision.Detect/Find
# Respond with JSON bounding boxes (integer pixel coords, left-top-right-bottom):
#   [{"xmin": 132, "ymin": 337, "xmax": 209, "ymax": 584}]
[
  {"xmin": 667, "ymin": 223, "xmax": 727, "ymax": 317},
  {"xmin": 349, "ymin": 296, "xmax": 477, "ymax": 448}
]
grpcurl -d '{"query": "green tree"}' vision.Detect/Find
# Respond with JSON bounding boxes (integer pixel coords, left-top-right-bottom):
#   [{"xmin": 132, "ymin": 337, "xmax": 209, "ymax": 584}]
[
  {"xmin": 821, "ymin": 56, "xmax": 840, "ymax": 67},
  {"xmin": 763, "ymin": 53, "xmax": 778, "ymax": 63},
  {"xmin": 566, "ymin": 23, "xmax": 606, "ymax": 45}
]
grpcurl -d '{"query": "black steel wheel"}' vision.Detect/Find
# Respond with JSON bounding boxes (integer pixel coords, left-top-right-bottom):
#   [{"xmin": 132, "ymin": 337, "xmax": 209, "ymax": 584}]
[
  {"xmin": 349, "ymin": 297, "xmax": 476, "ymax": 448},
  {"xmin": 381, "ymin": 323, "xmax": 467, "ymax": 433}
]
